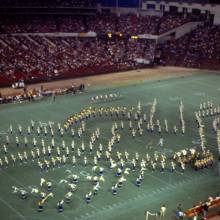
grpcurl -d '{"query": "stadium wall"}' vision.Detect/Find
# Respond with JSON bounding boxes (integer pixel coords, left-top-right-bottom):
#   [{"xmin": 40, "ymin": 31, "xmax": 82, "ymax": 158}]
[
  {"xmin": 99, "ymin": 0, "xmax": 139, "ymax": 8},
  {"xmin": 174, "ymin": 21, "xmax": 202, "ymax": 39},
  {"xmin": 109, "ymin": 7, "xmax": 139, "ymax": 15},
  {"xmin": 102, "ymin": 6, "xmax": 162, "ymax": 16},
  {"xmin": 156, "ymin": 21, "xmax": 202, "ymax": 43},
  {"xmin": 100, "ymin": 1, "xmax": 220, "ymax": 24},
  {"xmin": 214, "ymin": 14, "xmax": 220, "ymax": 25},
  {"xmin": 141, "ymin": 1, "xmax": 220, "ymax": 24}
]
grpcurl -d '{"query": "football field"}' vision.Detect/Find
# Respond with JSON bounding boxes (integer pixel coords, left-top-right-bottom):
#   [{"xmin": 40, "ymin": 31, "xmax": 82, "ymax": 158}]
[{"xmin": 0, "ymin": 71, "xmax": 220, "ymax": 220}]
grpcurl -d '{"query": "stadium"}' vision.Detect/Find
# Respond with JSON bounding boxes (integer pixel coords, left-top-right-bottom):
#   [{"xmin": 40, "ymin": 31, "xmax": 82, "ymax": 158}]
[{"xmin": 0, "ymin": 1, "xmax": 220, "ymax": 220}]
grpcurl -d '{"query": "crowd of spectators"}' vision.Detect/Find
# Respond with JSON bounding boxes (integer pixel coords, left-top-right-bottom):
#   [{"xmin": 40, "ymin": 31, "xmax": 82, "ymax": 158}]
[
  {"xmin": 158, "ymin": 14, "xmax": 190, "ymax": 34},
  {"xmin": 86, "ymin": 13, "xmax": 161, "ymax": 35},
  {"xmin": 0, "ymin": 12, "xmax": 216, "ymax": 88},
  {"xmin": 57, "ymin": 16, "xmax": 86, "ymax": 32},
  {"xmin": 0, "ymin": 35, "xmax": 155, "ymax": 86},
  {"xmin": 0, "ymin": 0, "xmax": 97, "ymax": 7},
  {"xmin": 86, "ymin": 14, "xmax": 117, "ymax": 34},
  {"xmin": 158, "ymin": 23, "xmax": 220, "ymax": 69},
  {"xmin": 0, "ymin": 15, "xmax": 87, "ymax": 33},
  {"xmin": 115, "ymin": 14, "xmax": 160, "ymax": 35},
  {"xmin": 0, "ymin": 13, "xmax": 200, "ymax": 35}
]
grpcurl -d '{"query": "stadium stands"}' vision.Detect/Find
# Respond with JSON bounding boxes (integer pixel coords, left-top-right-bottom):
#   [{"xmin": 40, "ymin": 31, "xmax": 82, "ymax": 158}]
[
  {"xmin": 158, "ymin": 23, "xmax": 220, "ymax": 70},
  {"xmin": 0, "ymin": 13, "xmax": 200, "ymax": 35},
  {"xmin": 0, "ymin": 36, "xmax": 155, "ymax": 86},
  {"xmin": 0, "ymin": 10, "xmax": 219, "ymax": 87},
  {"xmin": 158, "ymin": 14, "xmax": 189, "ymax": 34}
]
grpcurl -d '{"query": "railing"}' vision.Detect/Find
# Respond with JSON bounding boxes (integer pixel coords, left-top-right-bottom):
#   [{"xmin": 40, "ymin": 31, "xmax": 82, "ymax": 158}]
[{"xmin": 185, "ymin": 197, "xmax": 220, "ymax": 217}]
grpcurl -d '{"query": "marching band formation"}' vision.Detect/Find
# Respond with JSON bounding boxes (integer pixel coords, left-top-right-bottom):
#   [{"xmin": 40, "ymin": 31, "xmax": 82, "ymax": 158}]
[
  {"xmin": 91, "ymin": 93, "xmax": 122, "ymax": 103},
  {"xmin": 0, "ymin": 99, "xmax": 219, "ymax": 212}
]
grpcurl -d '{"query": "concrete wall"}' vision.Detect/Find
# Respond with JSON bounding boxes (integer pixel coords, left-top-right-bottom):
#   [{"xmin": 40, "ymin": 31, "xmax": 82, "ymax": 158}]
[
  {"xmin": 100, "ymin": 1, "xmax": 220, "ymax": 25},
  {"xmin": 214, "ymin": 13, "xmax": 220, "ymax": 25},
  {"xmin": 142, "ymin": 1, "xmax": 220, "ymax": 25},
  {"xmin": 175, "ymin": 21, "xmax": 202, "ymax": 39},
  {"xmin": 157, "ymin": 21, "xmax": 202, "ymax": 43},
  {"xmin": 102, "ymin": 6, "xmax": 162, "ymax": 16}
]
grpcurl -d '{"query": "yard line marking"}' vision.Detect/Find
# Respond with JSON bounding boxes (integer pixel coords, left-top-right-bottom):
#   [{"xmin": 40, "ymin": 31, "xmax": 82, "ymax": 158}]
[
  {"xmin": 4, "ymin": 113, "xmax": 102, "ymax": 214},
  {"xmin": 40, "ymin": 169, "xmax": 99, "ymax": 212},
  {"xmin": 145, "ymin": 172, "xmax": 169, "ymax": 185},
  {"xmin": 61, "ymin": 213, "xmax": 72, "ymax": 220},
  {"xmin": 0, "ymin": 131, "xmax": 7, "ymax": 135},
  {"xmin": 1, "ymin": 170, "xmax": 72, "ymax": 220},
  {"xmin": 78, "ymin": 171, "xmax": 212, "ymax": 220},
  {"xmin": 3, "ymin": 83, "xmax": 218, "ymax": 220},
  {"xmin": 194, "ymin": 92, "xmax": 206, "ymax": 96},
  {"xmin": 188, "ymin": 126, "xmax": 216, "ymax": 140},
  {"xmin": 0, "ymin": 196, "xmax": 28, "ymax": 220},
  {"xmin": 175, "ymin": 170, "xmax": 195, "ymax": 180},
  {"xmin": 1, "ymin": 169, "xmax": 27, "ymax": 189}
]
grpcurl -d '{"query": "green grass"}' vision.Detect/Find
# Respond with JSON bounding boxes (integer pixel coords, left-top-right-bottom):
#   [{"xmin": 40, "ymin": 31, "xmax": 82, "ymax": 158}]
[{"xmin": 0, "ymin": 72, "xmax": 220, "ymax": 220}]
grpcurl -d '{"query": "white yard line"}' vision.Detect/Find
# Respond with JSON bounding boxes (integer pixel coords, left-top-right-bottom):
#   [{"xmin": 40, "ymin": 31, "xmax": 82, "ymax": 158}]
[
  {"xmin": 1, "ymin": 170, "xmax": 71, "ymax": 220},
  {"xmin": 1, "ymin": 76, "xmax": 219, "ymax": 220},
  {"xmin": 0, "ymin": 196, "xmax": 28, "ymax": 220},
  {"xmin": 76, "ymin": 171, "xmax": 211, "ymax": 220}
]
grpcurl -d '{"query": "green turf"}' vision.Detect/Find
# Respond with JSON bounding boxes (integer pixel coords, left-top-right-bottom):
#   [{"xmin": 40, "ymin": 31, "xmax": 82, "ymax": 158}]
[{"xmin": 0, "ymin": 72, "xmax": 220, "ymax": 220}]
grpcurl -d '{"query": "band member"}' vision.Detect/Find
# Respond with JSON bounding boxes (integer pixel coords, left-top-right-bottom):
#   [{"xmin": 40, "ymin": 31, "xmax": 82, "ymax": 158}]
[{"xmin": 57, "ymin": 200, "xmax": 64, "ymax": 212}]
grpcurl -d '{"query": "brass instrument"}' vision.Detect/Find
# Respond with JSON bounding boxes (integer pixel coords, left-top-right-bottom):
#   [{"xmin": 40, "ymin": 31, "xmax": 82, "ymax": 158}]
[{"xmin": 41, "ymin": 192, "xmax": 53, "ymax": 204}]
